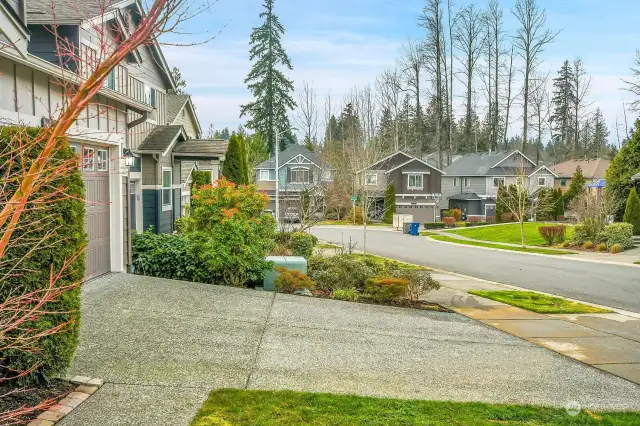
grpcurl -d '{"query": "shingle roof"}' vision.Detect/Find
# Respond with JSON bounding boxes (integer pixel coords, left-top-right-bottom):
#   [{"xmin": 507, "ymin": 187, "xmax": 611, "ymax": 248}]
[
  {"xmin": 257, "ymin": 144, "xmax": 329, "ymax": 169},
  {"xmin": 26, "ymin": 0, "xmax": 118, "ymax": 23},
  {"xmin": 173, "ymin": 139, "xmax": 228, "ymax": 155},
  {"xmin": 443, "ymin": 152, "xmax": 511, "ymax": 176},
  {"xmin": 166, "ymin": 94, "xmax": 190, "ymax": 124},
  {"xmin": 551, "ymin": 159, "xmax": 610, "ymax": 179},
  {"xmin": 137, "ymin": 125, "xmax": 184, "ymax": 152},
  {"xmin": 448, "ymin": 192, "xmax": 482, "ymax": 201}
]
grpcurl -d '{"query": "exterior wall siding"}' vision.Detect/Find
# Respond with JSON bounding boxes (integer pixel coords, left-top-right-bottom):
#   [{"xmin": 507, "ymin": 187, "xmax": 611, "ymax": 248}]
[
  {"xmin": 142, "ymin": 189, "xmax": 157, "ymax": 232},
  {"xmin": 172, "ymin": 107, "xmax": 198, "ymax": 138}
]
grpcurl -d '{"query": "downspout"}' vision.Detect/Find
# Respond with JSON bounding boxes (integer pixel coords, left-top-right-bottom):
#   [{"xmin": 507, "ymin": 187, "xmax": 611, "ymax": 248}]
[{"xmin": 153, "ymin": 154, "xmax": 160, "ymax": 233}]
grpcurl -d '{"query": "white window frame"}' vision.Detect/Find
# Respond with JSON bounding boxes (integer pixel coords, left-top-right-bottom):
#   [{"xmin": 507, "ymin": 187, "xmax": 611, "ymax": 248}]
[
  {"xmin": 162, "ymin": 167, "xmax": 173, "ymax": 211},
  {"xmin": 407, "ymin": 173, "xmax": 423, "ymax": 190},
  {"xmin": 69, "ymin": 144, "xmax": 79, "ymax": 155},
  {"xmin": 290, "ymin": 167, "xmax": 310, "ymax": 183},
  {"xmin": 453, "ymin": 177, "xmax": 458, "ymax": 187},
  {"xmin": 82, "ymin": 147, "xmax": 94, "ymax": 171},
  {"xmin": 259, "ymin": 169, "xmax": 271, "ymax": 181},
  {"xmin": 493, "ymin": 177, "xmax": 505, "ymax": 188},
  {"xmin": 537, "ymin": 176, "xmax": 547, "ymax": 186},
  {"xmin": 463, "ymin": 177, "xmax": 471, "ymax": 187},
  {"xmin": 96, "ymin": 149, "xmax": 109, "ymax": 171},
  {"xmin": 365, "ymin": 172, "xmax": 378, "ymax": 186}
]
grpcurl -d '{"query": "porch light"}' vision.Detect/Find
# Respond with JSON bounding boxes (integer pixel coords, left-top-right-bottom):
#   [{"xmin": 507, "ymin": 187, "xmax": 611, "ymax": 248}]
[{"xmin": 123, "ymin": 148, "xmax": 135, "ymax": 167}]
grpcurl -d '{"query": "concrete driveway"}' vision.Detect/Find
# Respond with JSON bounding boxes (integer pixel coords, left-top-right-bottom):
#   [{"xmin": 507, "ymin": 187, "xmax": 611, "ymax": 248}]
[
  {"xmin": 60, "ymin": 274, "xmax": 640, "ymax": 425},
  {"xmin": 311, "ymin": 226, "xmax": 640, "ymax": 314}
]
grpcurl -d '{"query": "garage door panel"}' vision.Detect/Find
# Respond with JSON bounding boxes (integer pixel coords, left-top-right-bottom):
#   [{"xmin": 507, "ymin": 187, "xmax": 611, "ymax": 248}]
[{"xmin": 83, "ymin": 167, "xmax": 110, "ymax": 279}]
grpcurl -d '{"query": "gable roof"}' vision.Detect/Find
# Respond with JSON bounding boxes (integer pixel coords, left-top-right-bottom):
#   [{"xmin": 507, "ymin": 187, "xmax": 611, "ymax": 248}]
[
  {"xmin": 136, "ymin": 125, "xmax": 185, "ymax": 153},
  {"xmin": 166, "ymin": 94, "xmax": 202, "ymax": 137},
  {"xmin": 444, "ymin": 151, "xmax": 536, "ymax": 176},
  {"xmin": 551, "ymin": 159, "xmax": 610, "ymax": 179},
  {"xmin": 363, "ymin": 151, "xmax": 412, "ymax": 171},
  {"xmin": 256, "ymin": 144, "xmax": 331, "ymax": 170},
  {"xmin": 384, "ymin": 157, "xmax": 446, "ymax": 175},
  {"xmin": 529, "ymin": 165, "xmax": 558, "ymax": 178},
  {"xmin": 173, "ymin": 139, "xmax": 228, "ymax": 156}
]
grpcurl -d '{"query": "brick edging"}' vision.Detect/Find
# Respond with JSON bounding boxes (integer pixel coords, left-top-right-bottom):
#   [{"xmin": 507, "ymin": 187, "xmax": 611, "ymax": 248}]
[{"xmin": 27, "ymin": 376, "xmax": 104, "ymax": 426}]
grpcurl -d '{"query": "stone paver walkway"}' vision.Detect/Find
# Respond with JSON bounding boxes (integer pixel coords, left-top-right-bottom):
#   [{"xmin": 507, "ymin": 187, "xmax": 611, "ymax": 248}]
[
  {"xmin": 59, "ymin": 274, "xmax": 640, "ymax": 426},
  {"xmin": 426, "ymin": 271, "xmax": 640, "ymax": 385}
]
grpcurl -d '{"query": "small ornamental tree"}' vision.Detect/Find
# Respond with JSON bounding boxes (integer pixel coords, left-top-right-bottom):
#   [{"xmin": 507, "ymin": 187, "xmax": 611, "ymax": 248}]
[
  {"xmin": 495, "ymin": 185, "xmax": 508, "ymax": 223},
  {"xmin": 191, "ymin": 170, "xmax": 212, "ymax": 189},
  {"xmin": 183, "ymin": 178, "xmax": 276, "ymax": 286},
  {"xmin": 222, "ymin": 135, "xmax": 246, "ymax": 185},
  {"xmin": 383, "ymin": 183, "xmax": 396, "ymax": 224},
  {"xmin": 624, "ymin": 187, "xmax": 640, "ymax": 235},
  {"xmin": 564, "ymin": 166, "xmax": 587, "ymax": 208},
  {"xmin": 554, "ymin": 188, "xmax": 565, "ymax": 219}
]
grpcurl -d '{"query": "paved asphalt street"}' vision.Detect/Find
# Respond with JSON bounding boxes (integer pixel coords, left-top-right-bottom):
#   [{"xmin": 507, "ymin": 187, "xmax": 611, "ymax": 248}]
[{"xmin": 311, "ymin": 227, "xmax": 640, "ymax": 314}]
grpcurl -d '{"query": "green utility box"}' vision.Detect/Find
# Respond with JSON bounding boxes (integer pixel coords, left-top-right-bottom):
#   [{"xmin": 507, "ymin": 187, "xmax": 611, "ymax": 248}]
[{"xmin": 263, "ymin": 256, "xmax": 308, "ymax": 291}]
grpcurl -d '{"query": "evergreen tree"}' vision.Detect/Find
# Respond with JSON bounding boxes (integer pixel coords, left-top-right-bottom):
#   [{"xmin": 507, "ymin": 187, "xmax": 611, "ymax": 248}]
[
  {"xmin": 554, "ymin": 188, "xmax": 565, "ymax": 219},
  {"xmin": 169, "ymin": 66, "xmax": 187, "ymax": 95},
  {"xmin": 564, "ymin": 166, "xmax": 586, "ymax": 207},
  {"xmin": 238, "ymin": 134, "xmax": 249, "ymax": 184},
  {"xmin": 383, "ymin": 183, "xmax": 396, "ymax": 224},
  {"xmin": 214, "ymin": 127, "xmax": 231, "ymax": 140},
  {"xmin": 495, "ymin": 185, "xmax": 508, "ymax": 223},
  {"xmin": 606, "ymin": 121, "xmax": 640, "ymax": 220},
  {"xmin": 624, "ymin": 187, "xmax": 640, "ymax": 235},
  {"xmin": 304, "ymin": 135, "xmax": 314, "ymax": 151},
  {"xmin": 240, "ymin": 0, "xmax": 295, "ymax": 154},
  {"xmin": 550, "ymin": 60, "xmax": 575, "ymax": 159},
  {"xmin": 591, "ymin": 108, "xmax": 609, "ymax": 158},
  {"xmin": 324, "ymin": 114, "xmax": 339, "ymax": 150},
  {"xmin": 222, "ymin": 135, "xmax": 246, "ymax": 184}
]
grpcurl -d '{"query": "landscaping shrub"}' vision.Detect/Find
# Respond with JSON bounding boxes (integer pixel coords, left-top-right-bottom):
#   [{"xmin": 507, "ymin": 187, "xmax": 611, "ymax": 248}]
[
  {"xmin": 572, "ymin": 224, "xmax": 591, "ymax": 245},
  {"xmin": 132, "ymin": 230, "xmax": 200, "ymax": 280},
  {"xmin": 191, "ymin": 170, "xmax": 212, "ymax": 189},
  {"xmin": 452, "ymin": 208, "xmax": 462, "ymax": 221},
  {"xmin": 624, "ymin": 187, "xmax": 640, "ymax": 235},
  {"xmin": 274, "ymin": 267, "xmax": 316, "ymax": 293},
  {"xmin": 332, "ymin": 288, "xmax": 361, "ymax": 302},
  {"xmin": 442, "ymin": 210, "xmax": 454, "ymax": 218},
  {"xmin": 442, "ymin": 217, "xmax": 456, "ymax": 227},
  {"xmin": 364, "ymin": 277, "xmax": 409, "ymax": 303},
  {"xmin": 348, "ymin": 206, "xmax": 364, "ymax": 224},
  {"xmin": 597, "ymin": 223, "xmax": 634, "ymax": 250},
  {"xmin": 535, "ymin": 188, "xmax": 556, "ymax": 221},
  {"xmin": 289, "ymin": 232, "xmax": 317, "ymax": 259},
  {"xmin": 610, "ymin": 244, "xmax": 623, "ymax": 254},
  {"xmin": 561, "ymin": 241, "xmax": 571, "ymax": 248},
  {"xmin": 486, "ymin": 216, "xmax": 496, "ymax": 224},
  {"xmin": 596, "ymin": 243, "xmax": 608, "ymax": 252},
  {"xmin": 383, "ymin": 183, "xmax": 396, "ymax": 224},
  {"xmin": 270, "ymin": 244, "xmax": 292, "ymax": 256},
  {"xmin": 583, "ymin": 241, "xmax": 594, "ymax": 250},
  {"xmin": 465, "ymin": 217, "xmax": 489, "ymax": 227},
  {"xmin": 391, "ymin": 269, "xmax": 440, "ymax": 301},
  {"xmin": 423, "ymin": 222, "xmax": 446, "ymax": 229},
  {"xmin": 308, "ymin": 254, "xmax": 374, "ymax": 291},
  {"xmin": 502, "ymin": 213, "xmax": 515, "ymax": 223},
  {"xmin": 538, "ymin": 225, "xmax": 566, "ymax": 245},
  {"xmin": 1, "ymin": 128, "xmax": 84, "ymax": 385}
]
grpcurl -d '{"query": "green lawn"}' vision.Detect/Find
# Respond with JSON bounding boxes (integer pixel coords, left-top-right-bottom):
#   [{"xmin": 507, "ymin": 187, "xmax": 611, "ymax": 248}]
[
  {"xmin": 316, "ymin": 242, "xmax": 342, "ymax": 249},
  {"xmin": 447, "ymin": 222, "xmax": 573, "ymax": 246},
  {"xmin": 353, "ymin": 253, "xmax": 429, "ymax": 271},
  {"xmin": 468, "ymin": 290, "xmax": 611, "ymax": 314},
  {"xmin": 430, "ymin": 235, "xmax": 573, "ymax": 255},
  {"xmin": 318, "ymin": 220, "xmax": 391, "ymax": 227},
  {"xmin": 190, "ymin": 389, "xmax": 640, "ymax": 426}
]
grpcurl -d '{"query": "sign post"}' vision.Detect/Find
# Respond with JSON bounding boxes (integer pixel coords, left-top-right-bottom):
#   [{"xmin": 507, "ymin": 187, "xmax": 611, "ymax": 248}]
[{"xmin": 350, "ymin": 195, "xmax": 357, "ymax": 224}]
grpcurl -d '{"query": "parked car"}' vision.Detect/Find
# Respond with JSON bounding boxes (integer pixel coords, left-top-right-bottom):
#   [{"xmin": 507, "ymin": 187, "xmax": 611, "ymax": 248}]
[{"xmin": 284, "ymin": 207, "xmax": 300, "ymax": 223}]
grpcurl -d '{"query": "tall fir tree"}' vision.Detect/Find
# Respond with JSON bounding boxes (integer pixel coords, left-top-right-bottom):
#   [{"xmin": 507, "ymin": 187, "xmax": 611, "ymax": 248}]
[
  {"xmin": 624, "ymin": 187, "xmax": 640, "ymax": 235},
  {"xmin": 222, "ymin": 134, "xmax": 246, "ymax": 184},
  {"xmin": 564, "ymin": 165, "xmax": 586, "ymax": 207},
  {"xmin": 240, "ymin": 0, "xmax": 295, "ymax": 154},
  {"xmin": 550, "ymin": 60, "xmax": 575, "ymax": 159},
  {"xmin": 591, "ymin": 108, "xmax": 609, "ymax": 158}
]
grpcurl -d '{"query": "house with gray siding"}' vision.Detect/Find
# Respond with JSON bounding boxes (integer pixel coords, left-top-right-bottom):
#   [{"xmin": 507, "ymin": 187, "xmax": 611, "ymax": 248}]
[
  {"xmin": 256, "ymin": 145, "xmax": 334, "ymax": 216},
  {"xmin": 0, "ymin": 0, "xmax": 219, "ymax": 276},
  {"xmin": 359, "ymin": 151, "xmax": 445, "ymax": 223},
  {"xmin": 441, "ymin": 150, "xmax": 557, "ymax": 220}
]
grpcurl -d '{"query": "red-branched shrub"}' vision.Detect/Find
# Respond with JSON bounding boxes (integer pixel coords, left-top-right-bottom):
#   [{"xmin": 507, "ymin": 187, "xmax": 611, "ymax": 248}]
[
  {"xmin": 502, "ymin": 213, "xmax": 515, "ymax": 223},
  {"xmin": 538, "ymin": 225, "xmax": 566, "ymax": 245},
  {"xmin": 364, "ymin": 277, "xmax": 409, "ymax": 302},
  {"xmin": 442, "ymin": 217, "xmax": 456, "ymax": 227}
]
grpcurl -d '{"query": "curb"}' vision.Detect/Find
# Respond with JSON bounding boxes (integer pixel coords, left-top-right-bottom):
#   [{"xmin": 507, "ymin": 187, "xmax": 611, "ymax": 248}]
[
  {"xmin": 426, "ymin": 235, "xmax": 640, "ymax": 269},
  {"xmin": 27, "ymin": 377, "xmax": 104, "ymax": 426}
]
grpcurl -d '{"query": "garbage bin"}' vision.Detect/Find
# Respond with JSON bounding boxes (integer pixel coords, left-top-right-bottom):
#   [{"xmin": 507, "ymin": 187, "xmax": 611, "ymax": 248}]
[
  {"xmin": 403, "ymin": 222, "xmax": 411, "ymax": 234},
  {"xmin": 410, "ymin": 222, "xmax": 421, "ymax": 236}
]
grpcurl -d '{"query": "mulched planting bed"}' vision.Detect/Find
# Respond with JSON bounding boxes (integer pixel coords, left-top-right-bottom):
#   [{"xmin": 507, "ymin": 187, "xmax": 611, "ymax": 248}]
[
  {"xmin": 0, "ymin": 379, "xmax": 75, "ymax": 422},
  {"xmin": 310, "ymin": 290, "xmax": 451, "ymax": 312}
]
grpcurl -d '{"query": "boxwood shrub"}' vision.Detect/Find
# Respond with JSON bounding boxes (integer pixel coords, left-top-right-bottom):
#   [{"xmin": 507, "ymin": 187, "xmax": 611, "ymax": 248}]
[
  {"xmin": 597, "ymin": 223, "xmax": 634, "ymax": 250},
  {"xmin": 0, "ymin": 127, "xmax": 85, "ymax": 385},
  {"xmin": 423, "ymin": 222, "xmax": 446, "ymax": 230}
]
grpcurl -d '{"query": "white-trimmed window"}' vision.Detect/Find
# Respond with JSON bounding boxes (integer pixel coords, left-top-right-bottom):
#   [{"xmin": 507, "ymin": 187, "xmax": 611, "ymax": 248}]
[
  {"xmin": 365, "ymin": 172, "xmax": 378, "ymax": 186},
  {"xmin": 407, "ymin": 173, "xmax": 423, "ymax": 190},
  {"xmin": 259, "ymin": 170, "xmax": 271, "ymax": 181},
  {"xmin": 162, "ymin": 168, "xmax": 172, "ymax": 211},
  {"xmin": 97, "ymin": 149, "xmax": 109, "ymax": 171},
  {"xmin": 463, "ymin": 177, "xmax": 471, "ymax": 187},
  {"xmin": 82, "ymin": 147, "xmax": 94, "ymax": 171},
  {"xmin": 290, "ymin": 167, "xmax": 310, "ymax": 183},
  {"xmin": 70, "ymin": 144, "xmax": 79, "ymax": 155},
  {"xmin": 453, "ymin": 177, "xmax": 458, "ymax": 187},
  {"xmin": 538, "ymin": 176, "xmax": 547, "ymax": 186},
  {"xmin": 493, "ymin": 177, "xmax": 505, "ymax": 188}
]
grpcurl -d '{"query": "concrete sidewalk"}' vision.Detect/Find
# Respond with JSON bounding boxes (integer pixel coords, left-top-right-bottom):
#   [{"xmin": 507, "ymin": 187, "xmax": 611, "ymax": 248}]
[
  {"xmin": 59, "ymin": 274, "xmax": 640, "ymax": 426},
  {"xmin": 425, "ymin": 271, "xmax": 640, "ymax": 385}
]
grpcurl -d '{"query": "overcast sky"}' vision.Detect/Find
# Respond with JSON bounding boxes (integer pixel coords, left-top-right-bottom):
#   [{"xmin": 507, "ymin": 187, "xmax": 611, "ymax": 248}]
[{"xmin": 163, "ymin": 0, "xmax": 639, "ymax": 145}]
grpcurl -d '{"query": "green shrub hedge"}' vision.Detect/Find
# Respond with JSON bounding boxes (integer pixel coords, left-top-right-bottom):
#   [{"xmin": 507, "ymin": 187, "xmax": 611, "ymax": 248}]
[
  {"xmin": 597, "ymin": 223, "xmax": 634, "ymax": 250},
  {"xmin": 0, "ymin": 127, "xmax": 84, "ymax": 385},
  {"xmin": 289, "ymin": 232, "xmax": 317, "ymax": 259},
  {"xmin": 423, "ymin": 222, "xmax": 446, "ymax": 229},
  {"xmin": 364, "ymin": 277, "xmax": 408, "ymax": 303},
  {"xmin": 191, "ymin": 170, "xmax": 212, "ymax": 189}
]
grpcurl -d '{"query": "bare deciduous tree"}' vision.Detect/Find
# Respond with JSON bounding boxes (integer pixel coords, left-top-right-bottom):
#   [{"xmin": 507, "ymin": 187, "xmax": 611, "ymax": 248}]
[
  {"xmin": 398, "ymin": 40, "xmax": 426, "ymax": 154},
  {"xmin": 529, "ymin": 72, "xmax": 550, "ymax": 164},
  {"xmin": 622, "ymin": 51, "xmax": 640, "ymax": 112},
  {"xmin": 376, "ymin": 68, "xmax": 404, "ymax": 151},
  {"xmin": 511, "ymin": 0, "xmax": 557, "ymax": 152},
  {"xmin": 485, "ymin": 0, "xmax": 504, "ymax": 151},
  {"xmin": 503, "ymin": 45, "xmax": 517, "ymax": 149},
  {"xmin": 296, "ymin": 81, "xmax": 318, "ymax": 146},
  {"xmin": 572, "ymin": 58, "xmax": 592, "ymax": 153}
]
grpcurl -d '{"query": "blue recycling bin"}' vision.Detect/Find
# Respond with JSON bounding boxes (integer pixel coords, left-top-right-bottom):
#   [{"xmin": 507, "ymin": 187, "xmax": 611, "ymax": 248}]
[{"xmin": 409, "ymin": 222, "xmax": 421, "ymax": 236}]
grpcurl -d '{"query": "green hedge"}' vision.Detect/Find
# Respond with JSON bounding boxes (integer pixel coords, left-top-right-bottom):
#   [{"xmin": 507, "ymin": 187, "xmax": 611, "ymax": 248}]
[
  {"xmin": 0, "ymin": 127, "xmax": 85, "ymax": 385},
  {"xmin": 423, "ymin": 222, "xmax": 446, "ymax": 229},
  {"xmin": 289, "ymin": 232, "xmax": 317, "ymax": 259},
  {"xmin": 191, "ymin": 170, "xmax": 212, "ymax": 189},
  {"xmin": 597, "ymin": 223, "xmax": 634, "ymax": 250}
]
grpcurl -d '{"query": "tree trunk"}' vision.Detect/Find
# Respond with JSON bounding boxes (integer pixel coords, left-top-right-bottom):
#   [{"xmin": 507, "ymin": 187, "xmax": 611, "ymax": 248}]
[{"xmin": 522, "ymin": 62, "xmax": 530, "ymax": 153}]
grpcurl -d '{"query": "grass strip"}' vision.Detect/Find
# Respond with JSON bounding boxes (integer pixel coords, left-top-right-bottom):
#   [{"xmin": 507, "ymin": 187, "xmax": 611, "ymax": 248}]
[
  {"xmin": 468, "ymin": 290, "xmax": 611, "ymax": 314},
  {"xmin": 430, "ymin": 235, "xmax": 573, "ymax": 255},
  {"xmin": 190, "ymin": 388, "xmax": 639, "ymax": 426}
]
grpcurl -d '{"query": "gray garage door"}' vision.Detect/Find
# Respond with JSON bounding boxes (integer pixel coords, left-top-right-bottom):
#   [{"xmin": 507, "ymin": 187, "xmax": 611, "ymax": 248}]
[
  {"xmin": 81, "ymin": 145, "xmax": 111, "ymax": 279},
  {"xmin": 397, "ymin": 205, "xmax": 436, "ymax": 223}
]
